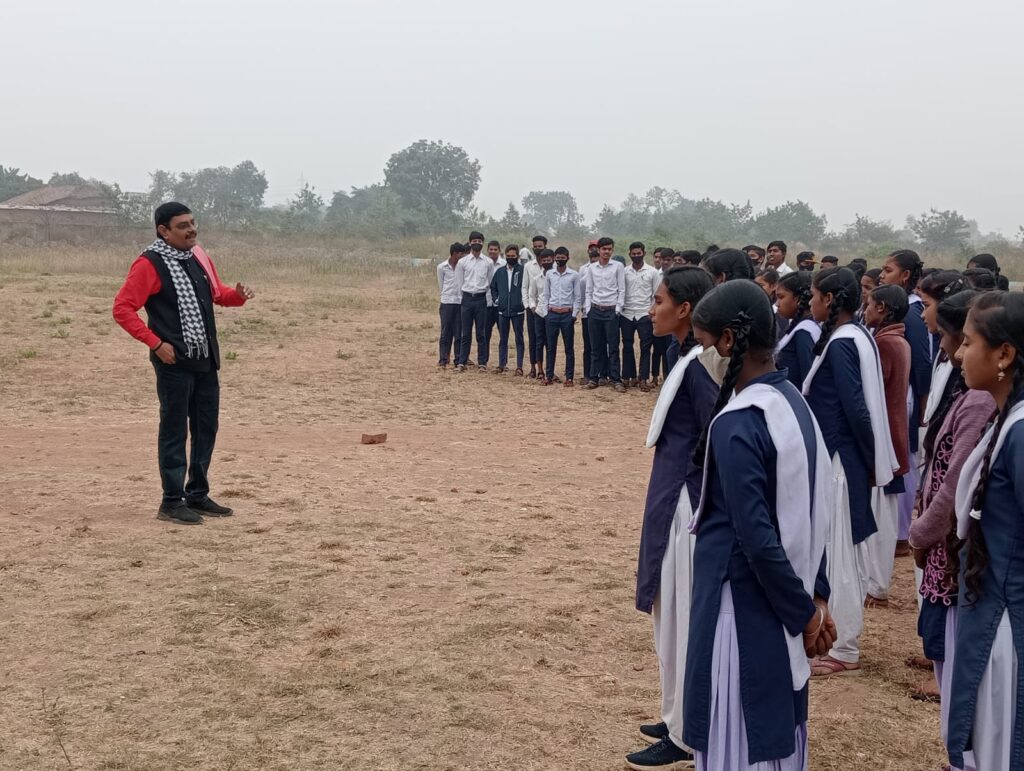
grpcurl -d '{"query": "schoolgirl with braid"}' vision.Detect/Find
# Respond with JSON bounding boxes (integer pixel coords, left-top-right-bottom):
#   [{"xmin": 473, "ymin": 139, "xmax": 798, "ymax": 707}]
[
  {"xmin": 903, "ymin": 291, "xmax": 992, "ymax": 763},
  {"xmin": 858, "ymin": 285, "xmax": 912, "ymax": 609},
  {"xmin": 946, "ymin": 292, "xmax": 1024, "ymax": 771},
  {"xmin": 802, "ymin": 267, "xmax": 897, "ymax": 677},
  {"xmin": 879, "ymin": 249, "xmax": 933, "ymax": 555},
  {"xmin": 684, "ymin": 280, "xmax": 835, "ymax": 771},
  {"xmin": 774, "ymin": 272, "xmax": 820, "ymax": 389}
]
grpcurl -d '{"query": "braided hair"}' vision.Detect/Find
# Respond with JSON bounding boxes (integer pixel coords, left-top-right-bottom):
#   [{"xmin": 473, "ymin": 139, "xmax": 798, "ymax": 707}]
[
  {"xmin": 702, "ymin": 248, "xmax": 755, "ymax": 283},
  {"xmin": 812, "ymin": 267, "xmax": 862, "ymax": 355},
  {"xmin": 962, "ymin": 291, "xmax": 1024, "ymax": 605},
  {"xmin": 661, "ymin": 266, "xmax": 715, "ymax": 356},
  {"xmin": 921, "ymin": 290, "xmax": 977, "ymax": 461},
  {"xmin": 870, "ymin": 284, "xmax": 909, "ymax": 330},
  {"xmin": 690, "ymin": 280, "xmax": 776, "ymax": 466},
  {"xmin": 888, "ymin": 249, "xmax": 925, "ymax": 293},
  {"xmin": 778, "ymin": 270, "xmax": 813, "ymax": 327}
]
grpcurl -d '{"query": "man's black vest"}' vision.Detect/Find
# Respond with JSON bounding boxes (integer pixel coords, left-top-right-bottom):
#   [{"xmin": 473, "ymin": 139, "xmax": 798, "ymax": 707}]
[{"xmin": 142, "ymin": 251, "xmax": 220, "ymax": 371}]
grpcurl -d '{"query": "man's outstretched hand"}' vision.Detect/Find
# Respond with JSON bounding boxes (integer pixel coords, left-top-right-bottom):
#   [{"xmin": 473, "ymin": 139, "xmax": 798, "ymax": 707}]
[{"xmin": 236, "ymin": 283, "xmax": 256, "ymax": 300}]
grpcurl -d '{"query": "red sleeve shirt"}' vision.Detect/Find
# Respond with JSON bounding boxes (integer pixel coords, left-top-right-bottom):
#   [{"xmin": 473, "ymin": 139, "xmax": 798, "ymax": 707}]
[{"xmin": 112, "ymin": 253, "xmax": 247, "ymax": 349}]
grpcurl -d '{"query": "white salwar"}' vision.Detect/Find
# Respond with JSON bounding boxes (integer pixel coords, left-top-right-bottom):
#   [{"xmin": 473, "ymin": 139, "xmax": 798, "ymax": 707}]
[
  {"xmin": 826, "ymin": 455, "xmax": 864, "ymax": 664},
  {"xmin": 968, "ymin": 611, "xmax": 1017, "ymax": 771},
  {"xmin": 695, "ymin": 584, "xmax": 809, "ymax": 771},
  {"xmin": 856, "ymin": 488, "xmax": 900, "ymax": 600},
  {"xmin": 652, "ymin": 491, "xmax": 696, "ymax": 751}
]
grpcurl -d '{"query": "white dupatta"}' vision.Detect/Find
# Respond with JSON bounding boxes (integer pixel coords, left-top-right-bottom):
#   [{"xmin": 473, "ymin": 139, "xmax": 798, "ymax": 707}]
[
  {"xmin": 955, "ymin": 402, "xmax": 1024, "ymax": 539},
  {"xmin": 775, "ymin": 318, "xmax": 821, "ymax": 356},
  {"xmin": 646, "ymin": 345, "xmax": 704, "ymax": 448},
  {"xmin": 689, "ymin": 383, "xmax": 832, "ymax": 690},
  {"xmin": 803, "ymin": 323, "xmax": 898, "ymax": 489}
]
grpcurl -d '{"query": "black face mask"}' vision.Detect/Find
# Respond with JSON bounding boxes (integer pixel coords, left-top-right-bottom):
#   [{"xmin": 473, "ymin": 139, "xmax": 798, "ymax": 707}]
[
  {"xmin": 588, "ymin": 249, "xmax": 599, "ymax": 259},
  {"xmin": 471, "ymin": 243, "xmax": 482, "ymax": 252},
  {"xmin": 556, "ymin": 259, "xmax": 569, "ymax": 268},
  {"xmin": 506, "ymin": 257, "xmax": 519, "ymax": 266}
]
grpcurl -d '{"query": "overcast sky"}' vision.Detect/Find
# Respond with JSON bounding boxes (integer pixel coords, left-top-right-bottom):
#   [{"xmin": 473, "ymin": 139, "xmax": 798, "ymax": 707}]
[{"xmin": 3, "ymin": 0, "xmax": 1023, "ymax": 235}]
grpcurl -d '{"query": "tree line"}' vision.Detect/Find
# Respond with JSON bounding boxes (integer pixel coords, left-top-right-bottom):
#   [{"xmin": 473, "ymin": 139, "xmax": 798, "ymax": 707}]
[{"xmin": 2, "ymin": 142, "xmax": 1022, "ymax": 258}]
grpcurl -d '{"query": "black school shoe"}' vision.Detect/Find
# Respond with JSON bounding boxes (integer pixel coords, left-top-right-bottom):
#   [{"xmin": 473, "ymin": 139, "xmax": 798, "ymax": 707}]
[
  {"xmin": 187, "ymin": 497, "xmax": 234, "ymax": 517},
  {"xmin": 157, "ymin": 501, "xmax": 203, "ymax": 525},
  {"xmin": 639, "ymin": 722, "xmax": 670, "ymax": 744},
  {"xmin": 625, "ymin": 737, "xmax": 695, "ymax": 770}
]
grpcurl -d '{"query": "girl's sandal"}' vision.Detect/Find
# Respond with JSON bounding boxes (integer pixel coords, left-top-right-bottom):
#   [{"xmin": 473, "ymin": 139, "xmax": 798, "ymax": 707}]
[{"xmin": 811, "ymin": 656, "xmax": 862, "ymax": 678}]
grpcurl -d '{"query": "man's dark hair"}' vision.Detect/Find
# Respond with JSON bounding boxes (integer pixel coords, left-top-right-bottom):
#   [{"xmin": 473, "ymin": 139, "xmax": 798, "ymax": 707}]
[
  {"xmin": 596, "ymin": 236, "xmax": 615, "ymax": 248},
  {"xmin": 629, "ymin": 241, "xmax": 645, "ymax": 252},
  {"xmin": 767, "ymin": 240, "xmax": 787, "ymax": 254},
  {"xmin": 449, "ymin": 242, "xmax": 464, "ymax": 256},
  {"xmin": 469, "ymin": 231, "xmax": 485, "ymax": 241},
  {"xmin": 554, "ymin": 246, "xmax": 570, "ymax": 257},
  {"xmin": 505, "ymin": 244, "xmax": 520, "ymax": 255},
  {"xmin": 532, "ymin": 234, "xmax": 548, "ymax": 245},
  {"xmin": 487, "ymin": 240, "xmax": 500, "ymax": 249},
  {"xmin": 821, "ymin": 255, "xmax": 839, "ymax": 266},
  {"xmin": 155, "ymin": 201, "xmax": 191, "ymax": 231},
  {"xmin": 538, "ymin": 248, "xmax": 556, "ymax": 258},
  {"xmin": 677, "ymin": 249, "xmax": 702, "ymax": 265},
  {"xmin": 851, "ymin": 257, "xmax": 868, "ymax": 269},
  {"xmin": 744, "ymin": 244, "xmax": 766, "ymax": 259}
]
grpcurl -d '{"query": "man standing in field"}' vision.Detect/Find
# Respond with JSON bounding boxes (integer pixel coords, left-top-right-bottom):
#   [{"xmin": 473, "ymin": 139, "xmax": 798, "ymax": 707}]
[
  {"xmin": 454, "ymin": 231, "xmax": 495, "ymax": 372},
  {"xmin": 766, "ymin": 240, "xmax": 793, "ymax": 276},
  {"xmin": 620, "ymin": 241, "xmax": 660, "ymax": 391},
  {"xmin": 437, "ymin": 242, "xmax": 464, "ymax": 368},
  {"xmin": 585, "ymin": 237, "xmax": 626, "ymax": 392},
  {"xmin": 112, "ymin": 202, "xmax": 254, "ymax": 525},
  {"xmin": 482, "ymin": 240, "xmax": 505, "ymax": 368}
]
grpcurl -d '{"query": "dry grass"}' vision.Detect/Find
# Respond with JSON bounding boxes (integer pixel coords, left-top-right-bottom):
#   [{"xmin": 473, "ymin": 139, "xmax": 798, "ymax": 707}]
[{"xmin": 0, "ymin": 246, "xmax": 947, "ymax": 770}]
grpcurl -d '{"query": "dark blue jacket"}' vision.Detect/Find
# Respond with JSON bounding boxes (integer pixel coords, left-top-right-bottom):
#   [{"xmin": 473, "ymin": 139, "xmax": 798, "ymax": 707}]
[
  {"xmin": 490, "ymin": 263, "xmax": 525, "ymax": 316},
  {"xmin": 905, "ymin": 298, "xmax": 933, "ymax": 453}
]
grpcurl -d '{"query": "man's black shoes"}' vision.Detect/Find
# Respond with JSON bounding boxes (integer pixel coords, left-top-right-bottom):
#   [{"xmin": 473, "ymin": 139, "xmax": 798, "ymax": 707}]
[
  {"xmin": 187, "ymin": 497, "xmax": 234, "ymax": 517},
  {"xmin": 639, "ymin": 722, "xmax": 670, "ymax": 745},
  {"xmin": 157, "ymin": 501, "xmax": 203, "ymax": 525},
  {"xmin": 625, "ymin": 737, "xmax": 695, "ymax": 770}
]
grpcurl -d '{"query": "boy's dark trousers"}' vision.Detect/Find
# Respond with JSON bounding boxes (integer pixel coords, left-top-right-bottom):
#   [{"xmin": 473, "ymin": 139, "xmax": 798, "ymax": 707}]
[
  {"xmin": 497, "ymin": 313, "xmax": 526, "ymax": 370},
  {"xmin": 153, "ymin": 362, "xmax": 219, "ymax": 506}
]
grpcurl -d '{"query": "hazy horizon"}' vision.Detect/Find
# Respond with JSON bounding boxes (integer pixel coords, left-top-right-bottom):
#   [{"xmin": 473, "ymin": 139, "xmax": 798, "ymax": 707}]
[{"xmin": 4, "ymin": 0, "xmax": 1023, "ymax": 236}]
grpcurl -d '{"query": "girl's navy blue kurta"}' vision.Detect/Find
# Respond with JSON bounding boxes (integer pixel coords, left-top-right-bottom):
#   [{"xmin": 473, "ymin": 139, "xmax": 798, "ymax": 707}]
[
  {"xmin": 635, "ymin": 356, "xmax": 718, "ymax": 613},
  {"xmin": 776, "ymin": 327, "xmax": 816, "ymax": 391},
  {"xmin": 948, "ymin": 421, "xmax": 1024, "ymax": 770},
  {"xmin": 904, "ymin": 303, "xmax": 933, "ymax": 453},
  {"xmin": 684, "ymin": 370, "xmax": 818, "ymax": 764},
  {"xmin": 804, "ymin": 335, "xmax": 877, "ymax": 544}
]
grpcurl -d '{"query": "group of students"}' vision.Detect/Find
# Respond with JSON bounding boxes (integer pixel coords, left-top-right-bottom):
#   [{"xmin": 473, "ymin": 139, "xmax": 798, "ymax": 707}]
[
  {"xmin": 611, "ymin": 246, "xmax": 1019, "ymax": 770},
  {"xmin": 437, "ymin": 233, "xmax": 720, "ymax": 392}
]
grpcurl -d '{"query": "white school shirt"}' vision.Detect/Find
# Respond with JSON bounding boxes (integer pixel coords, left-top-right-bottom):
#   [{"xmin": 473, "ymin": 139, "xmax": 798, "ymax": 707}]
[
  {"xmin": 622, "ymin": 263, "xmax": 660, "ymax": 321},
  {"xmin": 437, "ymin": 260, "xmax": 461, "ymax": 304},
  {"xmin": 774, "ymin": 262, "xmax": 794, "ymax": 277},
  {"xmin": 584, "ymin": 259, "xmax": 625, "ymax": 315},
  {"xmin": 578, "ymin": 262, "xmax": 593, "ymax": 318},
  {"xmin": 524, "ymin": 260, "xmax": 545, "ymax": 313},
  {"xmin": 454, "ymin": 252, "xmax": 494, "ymax": 295},
  {"xmin": 540, "ymin": 266, "xmax": 582, "ymax": 316}
]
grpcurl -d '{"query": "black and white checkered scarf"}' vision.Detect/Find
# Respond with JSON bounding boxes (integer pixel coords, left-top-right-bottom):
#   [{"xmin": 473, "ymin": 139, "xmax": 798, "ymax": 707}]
[{"xmin": 147, "ymin": 238, "xmax": 209, "ymax": 359}]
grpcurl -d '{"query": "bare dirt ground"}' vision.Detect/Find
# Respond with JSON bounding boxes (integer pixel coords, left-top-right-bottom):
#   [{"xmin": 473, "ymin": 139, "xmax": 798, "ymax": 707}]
[{"xmin": 0, "ymin": 255, "xmax": 946, "ymax": 770}]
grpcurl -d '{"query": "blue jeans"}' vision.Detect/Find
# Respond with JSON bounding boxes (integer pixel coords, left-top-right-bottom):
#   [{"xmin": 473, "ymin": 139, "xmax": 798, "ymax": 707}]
[
  {"xmin": 588, "ymin": 307, "xmax": 621, "ymax": 383},
  {"xmin": 458, "ymin": 292, "xmax": 487, "ymax": 366},
  {"xmin": 438, "ymin": 303, "xmax": 461, "ymax": 365},
  {"xmin": 153, "ymin": 362, "xmax": 219, "ymax": 505},
  {"xmin": 498, "ymin": 313, "xmax": 526, "ymax": 369},
  {"xmin": 545, "ymin": 310, "xmax": 575, "ymax": 380}
]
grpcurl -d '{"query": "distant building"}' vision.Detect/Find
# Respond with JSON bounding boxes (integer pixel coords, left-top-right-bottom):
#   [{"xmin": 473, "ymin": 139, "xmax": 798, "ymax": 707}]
[{"xmin": 0, "ymin": 184, "xmax": 131, "ymax": 243}]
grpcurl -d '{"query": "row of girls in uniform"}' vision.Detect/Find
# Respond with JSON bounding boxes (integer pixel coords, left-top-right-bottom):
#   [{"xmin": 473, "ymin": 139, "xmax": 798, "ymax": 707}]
[{"xmin": 623, "ymin": 247, "xmax": 1023, "ymax": 771}]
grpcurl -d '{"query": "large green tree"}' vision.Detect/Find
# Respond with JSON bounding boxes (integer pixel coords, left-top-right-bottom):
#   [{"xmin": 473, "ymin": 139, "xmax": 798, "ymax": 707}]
[
  {"xmin": 907, "ymin": 208, "xmax": 972, "ymax": 252},
  {"xmin": 146, "ymin": 161, "xmax": 268, "ymax": 226},
  {"xmin": 750, "ymin": 200, "xmax": 828, "ymax": 245},
  {"xmin": 383, "ymin": 140, "xmax": 480, "ymax": 226},
  {"xmin": 522, "ymin": 190, "xmax": 583, "ymax": 235}
]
